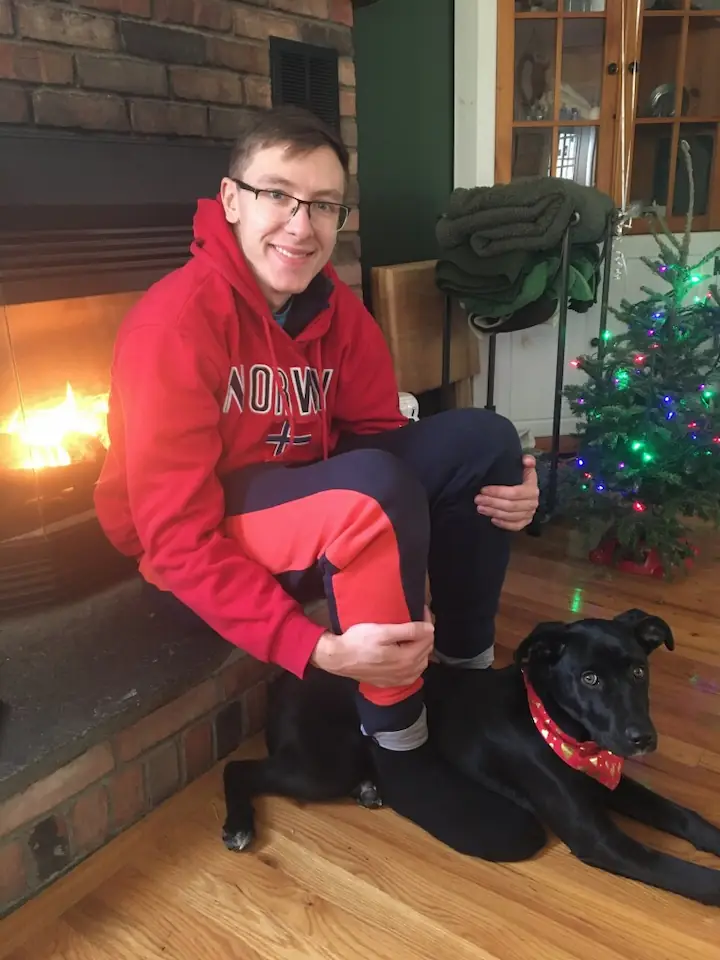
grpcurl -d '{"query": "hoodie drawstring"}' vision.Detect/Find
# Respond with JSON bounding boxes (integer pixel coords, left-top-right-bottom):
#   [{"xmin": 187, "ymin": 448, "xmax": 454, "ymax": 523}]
[
  {"xmin": 262, "ymin": 316, "xmax": 295, "ymax": 449},
  {"xmin": 313, "ymin": 339, "xmax": 329, "ymax": 461},
  {"xmin": 263, "ymin": 315, "xmax": 329, "ymax": 462}
]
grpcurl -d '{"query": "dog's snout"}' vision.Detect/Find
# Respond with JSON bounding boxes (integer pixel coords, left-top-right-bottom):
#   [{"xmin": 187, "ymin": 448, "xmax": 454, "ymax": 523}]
[{"xmin": 625, "ymin": 726, "xmax": 656, "ymax": 752}]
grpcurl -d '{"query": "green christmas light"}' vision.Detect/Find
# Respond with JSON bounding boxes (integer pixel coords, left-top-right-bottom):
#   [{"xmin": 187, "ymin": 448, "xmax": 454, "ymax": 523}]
[
  {"xmin": 602, "ymin": 330, "xmax": 612, "ymax": 341},
  {"xmin": 642, "ymin": 452, "xmax": 654, "ymax": 463},
  {"xmin": 631, "ymin": 440, "xmax": 644, "ymax": 452},
  {"xmin": 614, "ymin": 368, "xmax": 630, "ymax": 389}
]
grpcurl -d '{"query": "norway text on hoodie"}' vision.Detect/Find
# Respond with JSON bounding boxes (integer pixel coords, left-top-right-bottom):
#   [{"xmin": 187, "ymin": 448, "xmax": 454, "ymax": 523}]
[{"xmin": 94, "ymin": 197, "xmax": 406, "ymax": 677}]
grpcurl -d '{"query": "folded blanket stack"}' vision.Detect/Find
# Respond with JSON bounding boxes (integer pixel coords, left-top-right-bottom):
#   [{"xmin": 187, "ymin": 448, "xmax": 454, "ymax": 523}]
[{"xmin": 435, "ymin": 177, "xmax": 615, "ymax": 335}]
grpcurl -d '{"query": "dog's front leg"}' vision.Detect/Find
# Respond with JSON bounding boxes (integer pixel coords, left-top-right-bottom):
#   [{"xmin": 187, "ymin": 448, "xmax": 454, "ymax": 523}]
[
  {"xmin": 607, "ymin": 776, "xmax": 720, "ymax": 856},
  {"xmin": 548, "ymin": 799, "xmax": 720, "ymax": 905}
]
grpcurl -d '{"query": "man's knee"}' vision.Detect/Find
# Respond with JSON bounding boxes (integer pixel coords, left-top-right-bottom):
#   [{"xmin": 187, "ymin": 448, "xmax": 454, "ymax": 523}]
[{"xmin": 439, "ymin": 408, "xmax": 522, "ymax": 460}]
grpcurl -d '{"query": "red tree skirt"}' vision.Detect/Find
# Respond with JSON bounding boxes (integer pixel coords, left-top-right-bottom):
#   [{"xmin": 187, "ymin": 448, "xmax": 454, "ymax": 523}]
[{"xmin": 589, "ymin": 538, "xmax": 698, "ymax": 579}]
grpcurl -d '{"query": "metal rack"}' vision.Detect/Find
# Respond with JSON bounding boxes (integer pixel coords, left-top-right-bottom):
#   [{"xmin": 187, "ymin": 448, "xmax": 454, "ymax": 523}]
[{"xmin": 440, "ymin": 211, "xmax": 617, "ymax": 527}]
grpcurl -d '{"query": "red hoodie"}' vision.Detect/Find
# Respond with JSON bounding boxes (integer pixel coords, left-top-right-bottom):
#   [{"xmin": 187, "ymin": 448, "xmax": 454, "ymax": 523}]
[{"xmin": 94, "ymin": 197, "xmax": 407, "ymax": 678}]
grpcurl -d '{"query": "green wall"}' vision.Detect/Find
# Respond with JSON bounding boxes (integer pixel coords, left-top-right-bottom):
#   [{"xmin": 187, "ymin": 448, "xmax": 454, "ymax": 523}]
[{"xmin": 353, "ymin": 0, "xmax": 454, "ymax": 302}]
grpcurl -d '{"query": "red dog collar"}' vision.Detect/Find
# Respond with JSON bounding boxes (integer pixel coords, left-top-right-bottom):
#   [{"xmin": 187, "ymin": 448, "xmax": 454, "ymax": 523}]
[{"xmin": 522, "ymin": 670, "xmax": 624, "ymax": 790}]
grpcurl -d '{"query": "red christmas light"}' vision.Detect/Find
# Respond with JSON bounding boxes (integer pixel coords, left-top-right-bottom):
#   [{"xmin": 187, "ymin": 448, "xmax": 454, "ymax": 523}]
[{"xmin": 633, "ymin": 501, "xmax": 646, "ymax": 513}]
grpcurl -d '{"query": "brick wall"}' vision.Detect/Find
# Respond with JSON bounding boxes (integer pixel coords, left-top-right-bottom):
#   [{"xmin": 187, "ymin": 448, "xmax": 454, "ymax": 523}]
[
  {"xmin": 0, "ymin": 653, "xmax": 276, "ymax": 916},
  {"xmin": 0, "ymin": 0, "xmax": 361, "ymax": 289}
]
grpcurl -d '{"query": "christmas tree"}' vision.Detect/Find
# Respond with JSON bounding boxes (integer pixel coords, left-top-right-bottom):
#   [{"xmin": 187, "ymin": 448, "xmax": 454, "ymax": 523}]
[{"xmin": 563, "ymin": 141, "xmax": 720, "ymax": 576}]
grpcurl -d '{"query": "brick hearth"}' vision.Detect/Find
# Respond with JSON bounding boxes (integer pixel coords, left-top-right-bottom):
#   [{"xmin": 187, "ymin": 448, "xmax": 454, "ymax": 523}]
[{"xmin": 0, "ymin": 631, "xmax": 275, "ymax": 915}]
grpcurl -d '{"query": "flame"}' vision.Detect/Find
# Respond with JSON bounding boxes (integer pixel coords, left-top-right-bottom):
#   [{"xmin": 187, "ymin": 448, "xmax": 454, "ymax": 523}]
[{"xmin": 1, "ymin": 383, "xmax": 109, "ymax": 470}]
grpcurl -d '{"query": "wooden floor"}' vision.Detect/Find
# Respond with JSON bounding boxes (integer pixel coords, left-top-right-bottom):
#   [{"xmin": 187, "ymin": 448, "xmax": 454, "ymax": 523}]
[{"xmin": 3, "ymin": 529, "xmax": 720, "ymax": 959}]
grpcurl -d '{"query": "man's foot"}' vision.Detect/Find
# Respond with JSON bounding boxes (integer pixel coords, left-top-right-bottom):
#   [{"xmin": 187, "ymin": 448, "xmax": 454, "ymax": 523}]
[{"xmin": 369, "ymin": 739, "xmax": 518, "ymax": 858}]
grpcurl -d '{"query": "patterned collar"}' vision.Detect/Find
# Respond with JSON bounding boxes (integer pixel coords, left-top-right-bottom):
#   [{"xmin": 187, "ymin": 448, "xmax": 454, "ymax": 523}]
[{"xmin": 522, "ymin": 670, "xmax": 624, "ymax": 790}]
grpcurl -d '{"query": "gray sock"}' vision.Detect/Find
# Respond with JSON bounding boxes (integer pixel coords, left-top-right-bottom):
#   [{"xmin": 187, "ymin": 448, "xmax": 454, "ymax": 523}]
[
  {"xmin": 361, "ymin": 705, "xmax": 429, "ymax": 751},
  {"xmin": 433, "ymin": 646, "xmax": 494, "ymax": 669}
]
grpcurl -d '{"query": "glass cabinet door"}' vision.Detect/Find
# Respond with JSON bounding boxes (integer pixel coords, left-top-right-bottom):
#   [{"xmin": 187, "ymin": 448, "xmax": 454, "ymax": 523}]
[
  {"xmin": 498, "ymin": 1, "xmax": 618, "ymax": 194},
  {"xmin": 628, "ymin": 0, "xmax": 720, "ymax": 231}
]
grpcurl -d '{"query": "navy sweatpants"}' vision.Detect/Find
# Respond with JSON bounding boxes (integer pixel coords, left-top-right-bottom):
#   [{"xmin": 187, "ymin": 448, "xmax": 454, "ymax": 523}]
[{"xmin": 150, "ymin": 409, "xmax": 524, "ymax": 736}]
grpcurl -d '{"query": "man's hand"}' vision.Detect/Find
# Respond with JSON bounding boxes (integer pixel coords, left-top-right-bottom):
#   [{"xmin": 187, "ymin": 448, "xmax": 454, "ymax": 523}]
[
  {"xmin": 474, "ymin": 454, "xmax": 539, "ymax": 532},
  {"xmin": 310, "ymin": 608, "xmax": 434, "ymax": 687}
]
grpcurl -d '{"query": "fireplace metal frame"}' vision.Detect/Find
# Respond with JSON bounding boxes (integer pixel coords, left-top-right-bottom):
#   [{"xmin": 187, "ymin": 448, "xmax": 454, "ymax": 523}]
[{"xmin": 0, "ymin": 127, "xmax": 232, "ymax": 306}]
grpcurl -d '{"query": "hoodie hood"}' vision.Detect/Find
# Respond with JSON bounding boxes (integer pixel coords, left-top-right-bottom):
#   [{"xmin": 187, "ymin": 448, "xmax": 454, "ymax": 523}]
[{"xmin": 190, "ymin": 195, "xmax": 337, "ymax": 343}]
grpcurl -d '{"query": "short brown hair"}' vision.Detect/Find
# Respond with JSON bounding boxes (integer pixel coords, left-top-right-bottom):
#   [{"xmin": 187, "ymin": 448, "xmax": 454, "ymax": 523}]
[{"xmin": 229, "ymin": 106, "xmax": 349, "ymax": 179}]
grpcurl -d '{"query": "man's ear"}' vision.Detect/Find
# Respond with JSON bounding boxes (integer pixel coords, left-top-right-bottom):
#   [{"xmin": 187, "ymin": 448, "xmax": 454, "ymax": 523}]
[
  {"xmin": 614, "ymin": 608, "xmax": 675, "ymax": 654},
  {"xmin": 220, "ymin": 177, "xmax": 241, "ymax": 225},
  {"xmin": 514, "ymin": 622, "xmax": 568, "ymax": 667}
]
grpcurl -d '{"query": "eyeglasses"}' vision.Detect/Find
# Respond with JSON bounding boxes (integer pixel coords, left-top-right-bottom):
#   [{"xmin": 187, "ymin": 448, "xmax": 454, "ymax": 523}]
[{"xmin": 231, "ymin": 179, "xmax": 351, "ymax": 230}]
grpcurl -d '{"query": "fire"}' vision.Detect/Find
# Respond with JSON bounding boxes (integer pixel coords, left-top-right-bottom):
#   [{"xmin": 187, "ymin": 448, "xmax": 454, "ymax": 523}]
[{"xmin": 1, "ymin": 383, "xmax": 109, "ymax": 470}]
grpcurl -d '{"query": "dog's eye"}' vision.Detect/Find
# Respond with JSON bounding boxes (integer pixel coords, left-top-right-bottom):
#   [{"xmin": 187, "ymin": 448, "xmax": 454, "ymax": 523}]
[
  {"xmin": 632, "ymin": 665, "xmax": 646, "ymax": 681},
  {"xmin": 582, "ymin": 671, "xmax": 599, "ymax": 686}
]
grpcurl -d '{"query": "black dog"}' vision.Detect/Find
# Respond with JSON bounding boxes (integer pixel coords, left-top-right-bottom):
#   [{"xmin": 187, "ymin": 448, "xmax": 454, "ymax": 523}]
[{"xmin": 222, "ymin": 609, "xmax": 720, "ymax": 905}]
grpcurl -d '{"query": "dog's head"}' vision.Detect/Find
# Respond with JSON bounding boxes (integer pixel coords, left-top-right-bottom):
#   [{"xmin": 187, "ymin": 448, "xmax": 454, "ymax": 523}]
[{"xmin": 514, "ymin": 608, "xmax": 674, "ymax": 758}]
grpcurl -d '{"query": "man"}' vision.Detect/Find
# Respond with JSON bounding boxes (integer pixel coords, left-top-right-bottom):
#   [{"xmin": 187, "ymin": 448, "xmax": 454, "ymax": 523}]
[{"xmin": 95, "ymin": 106, "xmax": 540, "ymax": 859}]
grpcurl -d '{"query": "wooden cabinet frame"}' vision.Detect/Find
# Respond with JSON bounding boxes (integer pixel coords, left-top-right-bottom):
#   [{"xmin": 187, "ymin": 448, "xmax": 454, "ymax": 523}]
[{"xmin": 495, "ymin": 1, "xmax": 720, "ymax": 234}]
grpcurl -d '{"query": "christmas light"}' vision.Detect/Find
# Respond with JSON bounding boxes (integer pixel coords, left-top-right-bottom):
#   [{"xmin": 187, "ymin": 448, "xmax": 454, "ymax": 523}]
[
  {"xmin": 689, "ymin": 422, "xmax": 698, "ymax": 429},
  {"xmin": 631, "ymin": 441, "xmax": 643, "ymax": 451},
  {"xmin": 642, "ymin": 452, "xmax": 654, "ymax": 463},
  {"xmin": 633, "ymin": 354, "xmax": 647, "ymax": 365},
  {"xmin": 618, "ymin": 462, "xmax": 625, "ymax": 469},
  {"xmin": 633, "ymin": 501, "xmax": 646, "ymax": 512},
  {"xmin": 667, "ymin": 411, "xmax": 675, "ymax": 420},
  {"xmin": 577, "ymin": 458, "xmax": 585, "ymax": 467},
  {"xmin": 602, "ymin": 330, "xmax": 612, "ymax": 341},
  {"xmin": 647, "ymin": 329, "xmax": 655, "ymax": 336},
  {"xmin": 714, "ymin": 437, "xmax": 720, "ymax": 444},
  {"xmin": 570, "ymin": 359, "xmax": 580, "ymax": 368},
  {"xmin": 663, "ymin": 396, "xmax": 672, "ymax": 403}
]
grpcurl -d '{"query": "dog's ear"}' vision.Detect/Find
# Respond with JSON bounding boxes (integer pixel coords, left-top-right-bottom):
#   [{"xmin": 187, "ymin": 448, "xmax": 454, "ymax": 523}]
[
  {"xmin": 514, "ymin": 622, "xmax": 568, "ymax": 667},
  {"xmin": 614, "ymin": 608, "xmax": 675, "ymax": 654}
]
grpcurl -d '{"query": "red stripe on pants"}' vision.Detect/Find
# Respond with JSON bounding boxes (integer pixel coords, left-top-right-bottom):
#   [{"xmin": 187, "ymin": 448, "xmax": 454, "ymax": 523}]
[{"xmin": 223, "ymin": 488, "xmax": 422, "ymax": 706}]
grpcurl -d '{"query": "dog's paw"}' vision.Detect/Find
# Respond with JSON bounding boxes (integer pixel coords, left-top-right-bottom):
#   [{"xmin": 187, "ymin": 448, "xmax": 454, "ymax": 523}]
[
  {"xmin": 222, "ymin": 825, "xmax": 254, "ymax": 852},
  {"xmin": 355, "ymin": 780, "xmax": 383, "ymax": 809}
]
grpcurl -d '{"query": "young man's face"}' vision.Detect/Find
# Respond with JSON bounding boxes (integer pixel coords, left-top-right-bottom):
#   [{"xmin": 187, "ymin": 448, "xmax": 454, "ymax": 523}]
[{"xmin": 220, "ymin": 143, "xmax": 346, "ymax": 312}]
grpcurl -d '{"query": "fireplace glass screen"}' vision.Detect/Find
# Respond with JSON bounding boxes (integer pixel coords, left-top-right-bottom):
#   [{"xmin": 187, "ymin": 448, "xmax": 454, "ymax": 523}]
[{"xmin": 0, "ymin": 292, "xmax": 141, "ymax": 619}]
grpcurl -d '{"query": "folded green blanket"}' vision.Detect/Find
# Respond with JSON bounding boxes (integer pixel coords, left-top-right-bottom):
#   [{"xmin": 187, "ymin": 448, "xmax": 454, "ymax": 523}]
[
  {"xmin": 436, "ymin": 243, "xmax": 600, "ymax": 317},
  {"xmin": 436, "ymin": 177, "xmax": 614, "ymax": 258}
]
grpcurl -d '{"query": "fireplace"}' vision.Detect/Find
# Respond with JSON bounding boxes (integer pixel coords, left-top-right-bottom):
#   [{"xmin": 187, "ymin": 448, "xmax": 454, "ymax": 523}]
[
  {"xmin": 0, "ymin": 293, "xmax": 141, "ymax": 618},
  {"xmin": 0, "ymin": 129, "xmax": 230, "ymax": 621}
]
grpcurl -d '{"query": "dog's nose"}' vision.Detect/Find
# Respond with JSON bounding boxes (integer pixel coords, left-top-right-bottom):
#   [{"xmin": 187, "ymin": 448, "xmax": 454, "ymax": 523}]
[{"xmin": 625, "ymin": 726, "xmax": 656, "ymax": 751}]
